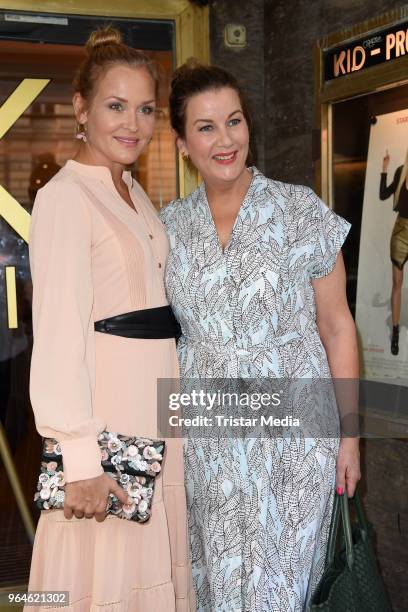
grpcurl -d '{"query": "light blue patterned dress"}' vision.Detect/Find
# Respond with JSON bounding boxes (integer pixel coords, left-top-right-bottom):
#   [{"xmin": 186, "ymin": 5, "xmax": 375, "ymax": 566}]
[{"xmin": 159, "ymin": 168, "xmax": 350, "ymax": 612}]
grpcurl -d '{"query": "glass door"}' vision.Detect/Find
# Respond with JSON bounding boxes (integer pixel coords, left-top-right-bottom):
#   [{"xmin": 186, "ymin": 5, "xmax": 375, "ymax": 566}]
[{"xmin": 332, "ymin": 84, "xmax": 408, "ymax": 315}]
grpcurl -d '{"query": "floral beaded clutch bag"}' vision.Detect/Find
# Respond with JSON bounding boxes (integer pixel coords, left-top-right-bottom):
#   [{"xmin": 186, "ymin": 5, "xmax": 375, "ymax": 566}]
[{"xmin": 34, "ymin": 432, "xmax": 165, "ymax": 523}]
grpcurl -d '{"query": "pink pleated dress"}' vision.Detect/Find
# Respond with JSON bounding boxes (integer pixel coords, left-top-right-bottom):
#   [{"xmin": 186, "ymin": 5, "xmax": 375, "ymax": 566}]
[{"xmin": 26, "ymin": 160, "xmax": 194, "ymax": 611}]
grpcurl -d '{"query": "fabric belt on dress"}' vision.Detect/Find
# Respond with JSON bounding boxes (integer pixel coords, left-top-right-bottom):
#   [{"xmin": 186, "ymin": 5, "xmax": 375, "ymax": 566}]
[{"xmin": 94, "ymin": 305, "xmax": 181, "ymax": 340}]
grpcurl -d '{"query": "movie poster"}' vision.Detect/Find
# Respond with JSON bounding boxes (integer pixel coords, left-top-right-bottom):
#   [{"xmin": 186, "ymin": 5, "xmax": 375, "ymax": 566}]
[{"xmin": 355, "ymin": 108, "xmax": 408, "ymax": 381}]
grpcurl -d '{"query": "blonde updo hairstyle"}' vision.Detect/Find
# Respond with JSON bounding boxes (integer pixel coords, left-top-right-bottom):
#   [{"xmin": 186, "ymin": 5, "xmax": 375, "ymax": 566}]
[{"xmin": 73, "ymin": 26, "xmax": 158, "ymax": 105}]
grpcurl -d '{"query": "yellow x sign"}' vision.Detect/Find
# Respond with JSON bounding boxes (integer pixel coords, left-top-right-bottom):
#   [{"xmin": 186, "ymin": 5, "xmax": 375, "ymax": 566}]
[{"xmin": 0, "ymin": 78, "xmax": 50, "ymax": 242}]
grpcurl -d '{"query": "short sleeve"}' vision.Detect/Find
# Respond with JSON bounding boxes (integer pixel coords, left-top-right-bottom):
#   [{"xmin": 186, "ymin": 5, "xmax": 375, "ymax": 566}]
[
  {"xmin": 29, "ymin": 179, "xmax": 104, "ymax": 483},
  {"xmin": 309, "ymin": 192, "xmax": 351, "ymax": 279}
]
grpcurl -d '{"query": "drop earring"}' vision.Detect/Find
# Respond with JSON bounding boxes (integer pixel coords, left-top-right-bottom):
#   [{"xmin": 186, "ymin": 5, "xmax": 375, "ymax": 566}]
[
  {"xmin": 180, "ymin": 151, "xmax": 189, "ymax": 160},
  {"xmin": 75, "ymin": 123, "xmax": 87, "ymax": 142}
]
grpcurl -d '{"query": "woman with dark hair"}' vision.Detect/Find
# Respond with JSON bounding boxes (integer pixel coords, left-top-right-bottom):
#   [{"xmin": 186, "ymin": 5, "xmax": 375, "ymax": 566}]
[
  {"xmin": 27, "ymin": 27, "xmax": 193, "ymax": 612},
  {"xmin": 380, "ymin": 149, "xmax": 408, "ymax": 355},
  {"xmin": 160, "ymin": 62, "xmax": 360, "ymax": 611}
]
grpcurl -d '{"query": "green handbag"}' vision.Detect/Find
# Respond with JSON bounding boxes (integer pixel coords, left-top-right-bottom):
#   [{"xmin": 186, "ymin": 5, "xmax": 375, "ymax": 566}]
[{"xmin": 310, "ymin": 490, "xmax": 392, "ymax": 612}]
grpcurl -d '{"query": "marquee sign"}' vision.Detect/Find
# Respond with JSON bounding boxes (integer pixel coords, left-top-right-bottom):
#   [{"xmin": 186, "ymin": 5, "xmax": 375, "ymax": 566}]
[{"xmin": 324, "ymin": 20, "xmax": 408, "ymax": 81}]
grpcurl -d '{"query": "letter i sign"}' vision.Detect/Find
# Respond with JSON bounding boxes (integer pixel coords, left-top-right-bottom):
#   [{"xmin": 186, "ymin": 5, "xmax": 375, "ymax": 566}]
[{"xmin": 0, "ymin": 78, "xmax": 50, "ymax": 328}]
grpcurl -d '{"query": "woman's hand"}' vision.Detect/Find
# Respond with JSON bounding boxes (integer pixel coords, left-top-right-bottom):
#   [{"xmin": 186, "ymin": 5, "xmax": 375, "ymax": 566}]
[
  {"xmin": 335, "ymin": 437, "xmax": 361, "ymax": 498},
  {"xmin": 64, "ymin": 473, "xmax": 131, "ymax": 522},
  {"xmin": 382, "ymin": 150, "xmax": 390, "ymax": 172}
]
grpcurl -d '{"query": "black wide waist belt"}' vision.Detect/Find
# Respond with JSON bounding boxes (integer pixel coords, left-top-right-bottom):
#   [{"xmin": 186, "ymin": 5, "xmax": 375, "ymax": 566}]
[{"xmin": 94, "ymin": 305, "xmax": 181, "ymax": 339}]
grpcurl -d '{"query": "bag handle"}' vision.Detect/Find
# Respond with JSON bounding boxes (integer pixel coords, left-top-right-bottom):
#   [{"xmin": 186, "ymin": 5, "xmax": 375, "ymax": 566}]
[
  {"xmin": 325, "ymin": 490, "xmax": 354, "ymax": 571},
  {"xmin": 339, "ymin": 490, "xmax": 354, "ymax": 570},
  {"xmin": 352, "ymin": 489, "xmax": 369, "ymax": 541},
  {"xmin": 325, "ymin": 491, "xmax": 341, "ymax": 567}
]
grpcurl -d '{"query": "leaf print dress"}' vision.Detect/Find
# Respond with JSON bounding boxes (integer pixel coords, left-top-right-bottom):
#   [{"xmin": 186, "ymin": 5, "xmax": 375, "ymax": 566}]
[{"xmin": 160, "ymin": 168, "xmax": 350, "ymax": 612}]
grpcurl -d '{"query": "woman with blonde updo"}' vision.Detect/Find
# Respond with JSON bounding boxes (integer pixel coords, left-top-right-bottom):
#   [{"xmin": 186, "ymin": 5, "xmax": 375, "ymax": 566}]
[{"xmin": 27, "ymin": 27, "xmax": 193, "ymax": 611}]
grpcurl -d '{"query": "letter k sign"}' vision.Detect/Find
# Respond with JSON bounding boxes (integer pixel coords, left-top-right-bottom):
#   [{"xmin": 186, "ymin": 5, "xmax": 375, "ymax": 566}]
[
  {"xmin": 0, "ymin": 78, "xmax": 50, "ymax": 328},
  {"xmin": 0, "ymin": 78, "xmax": 50, "ymax": 242}
]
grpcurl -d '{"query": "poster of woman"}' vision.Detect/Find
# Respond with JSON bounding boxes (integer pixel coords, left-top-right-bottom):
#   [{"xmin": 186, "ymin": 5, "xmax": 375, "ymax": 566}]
[
  {"xmin": 355, "ymin": 109, "xmax": 408, "ymax": 381},
  {"xmin": 380, "ymin": 148, "xmax": 408, "ymax": 355}
]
